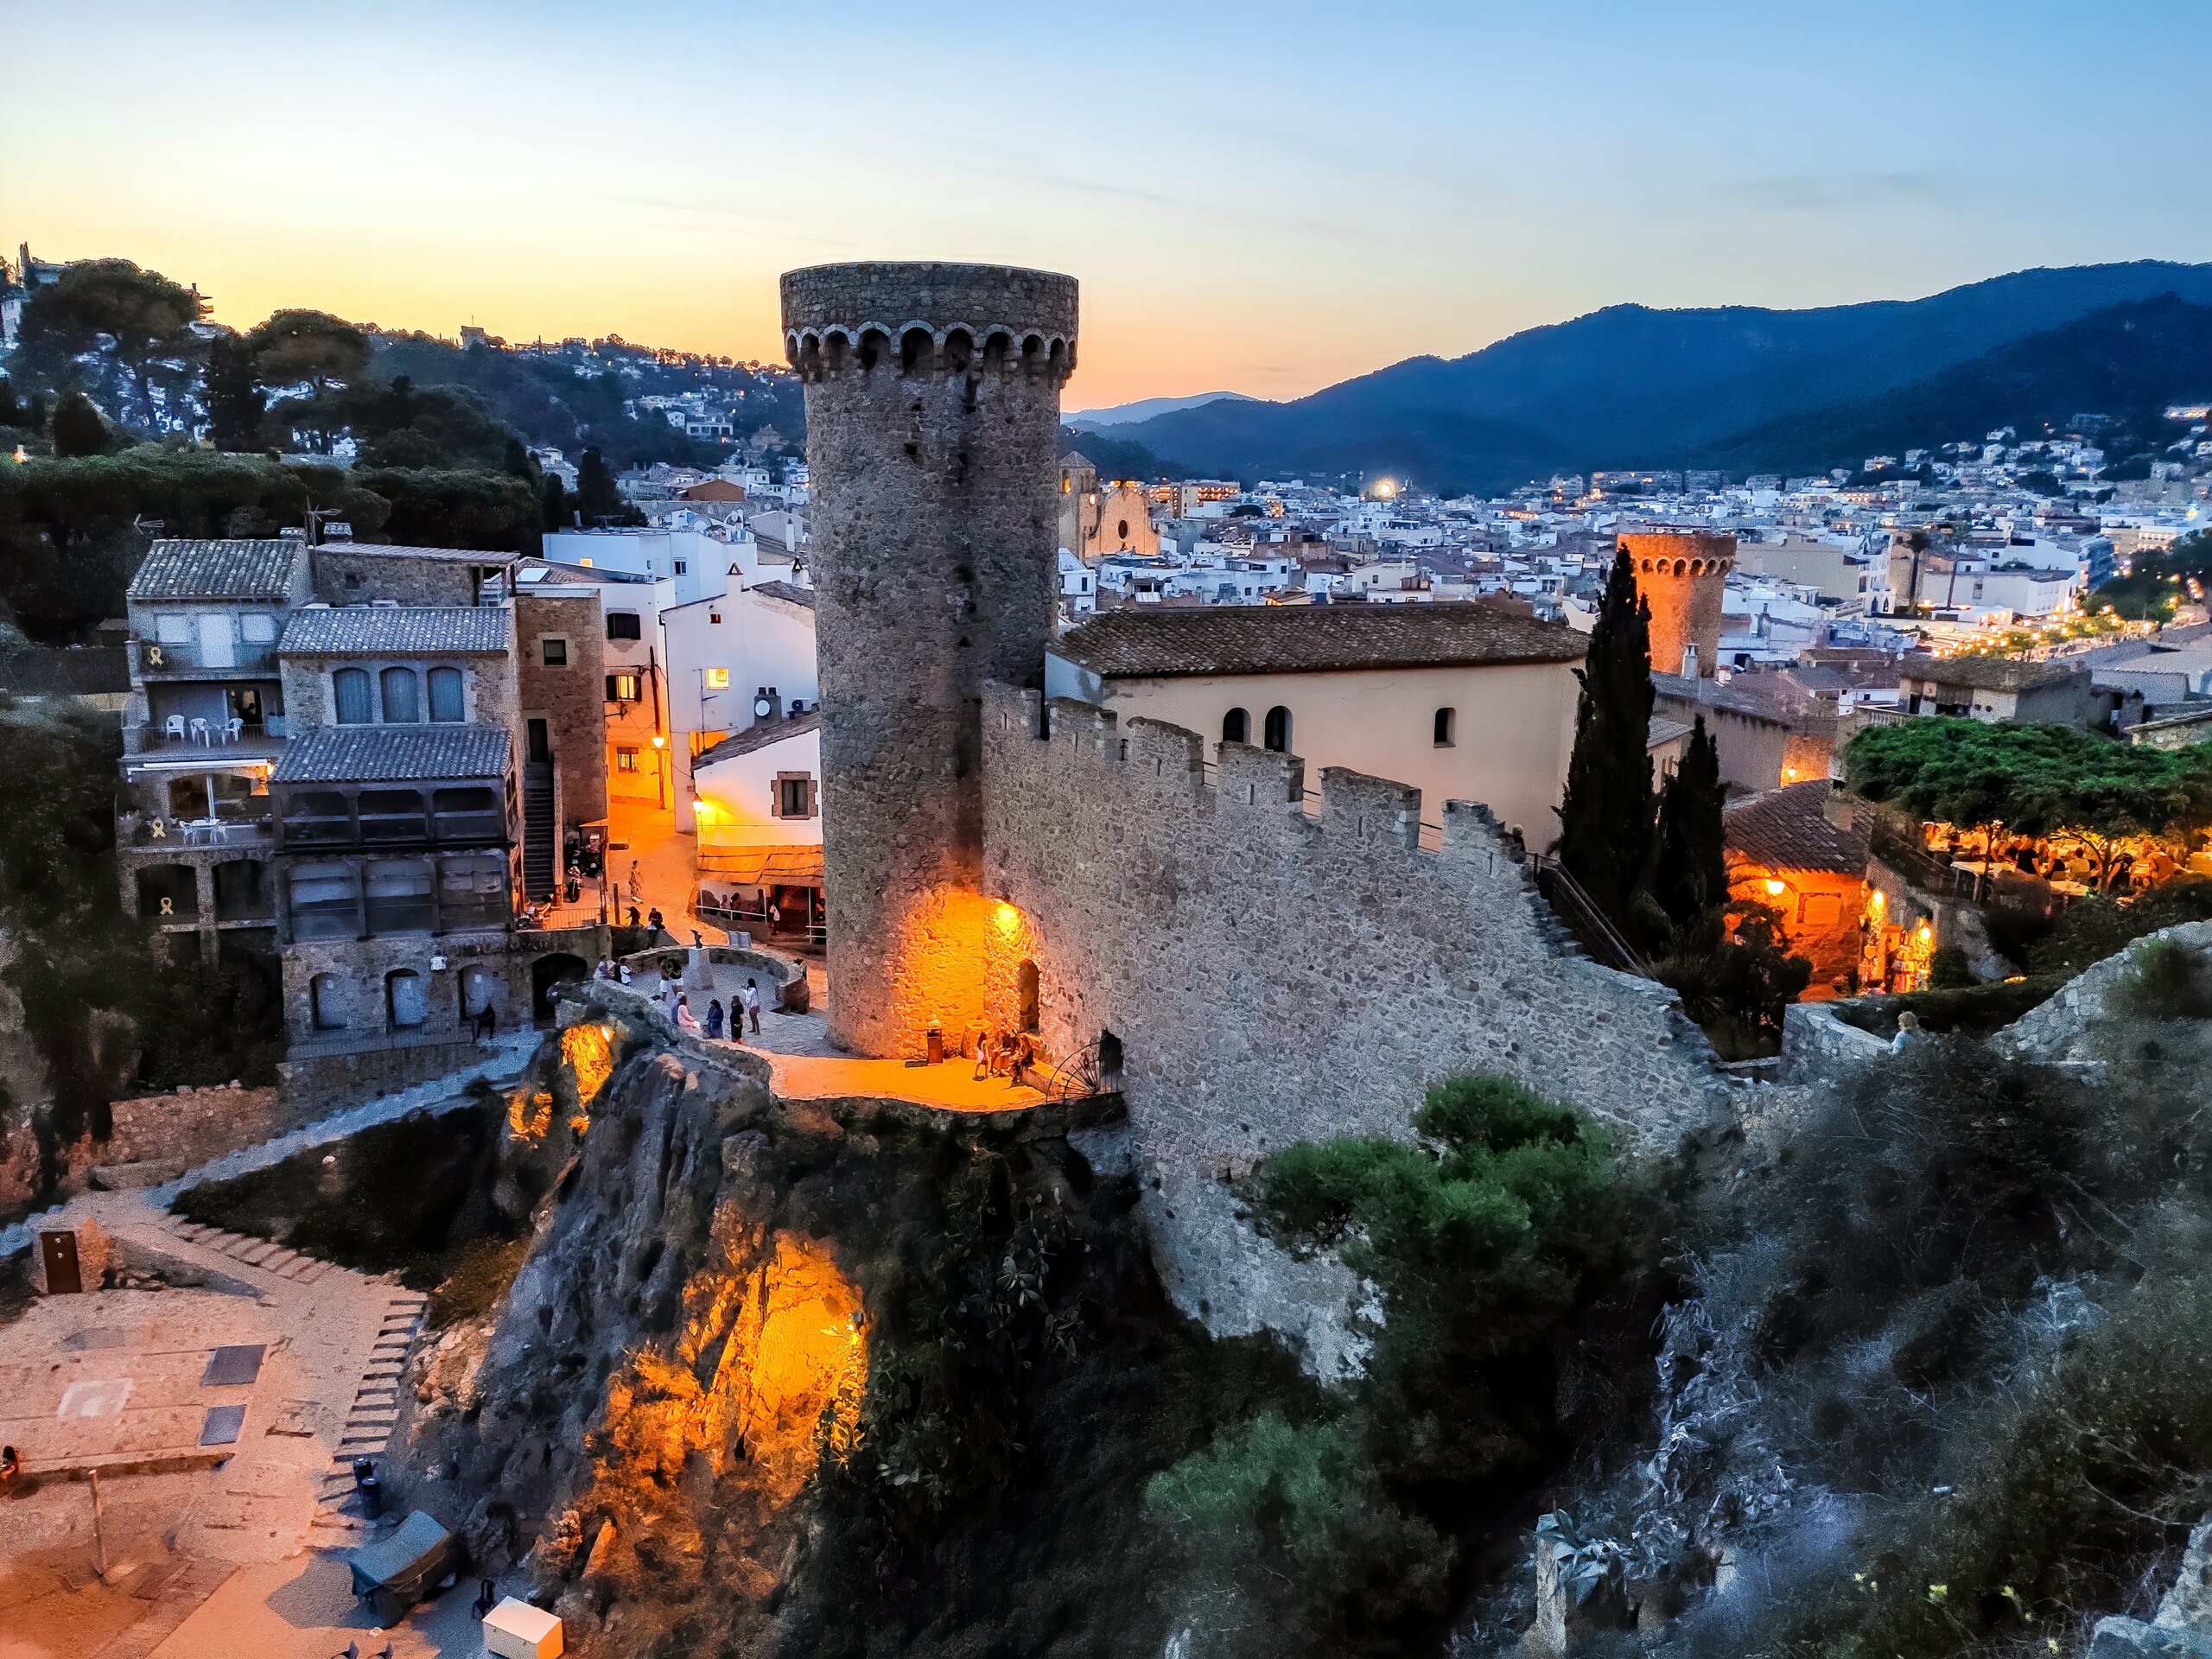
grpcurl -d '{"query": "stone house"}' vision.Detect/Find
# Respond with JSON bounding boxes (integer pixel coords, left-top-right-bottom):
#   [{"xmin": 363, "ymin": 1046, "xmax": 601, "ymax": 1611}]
[
  {"xmin": 1044, "ymin": 603, "xmax": 1586, "ymax": 842},
  {"xmin": 1897, "ymin": 654, "xmax": 2095, "ymax": 727},
  {"xmin": 1723, "ymin": 780, "xmax": 1872, "ymax": 998}
]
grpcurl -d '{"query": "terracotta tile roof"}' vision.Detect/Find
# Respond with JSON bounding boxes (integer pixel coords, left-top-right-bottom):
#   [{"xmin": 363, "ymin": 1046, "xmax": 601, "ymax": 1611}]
[
  {"xmin": 1725, "ymin": 780, "xmax": 1868, "ymax": 875},
  {"xmin": 279, "ymin": 606, "xmax": 512, "ymax": 656},
  {"xmin": 129, "ymin": 539, "xmax": 303, "ymax": 601},
  {"xmin": 1052, "ymin": 603, "xmax": 1585, "ymax": 677},
  {"xmin": 271, "ymin": 724, "xmax": 511, "ymax": 785}
]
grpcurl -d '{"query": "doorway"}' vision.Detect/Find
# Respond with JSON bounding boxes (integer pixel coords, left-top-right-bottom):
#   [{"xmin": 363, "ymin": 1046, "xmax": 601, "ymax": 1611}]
[
  {"xmin": 41, "ymin": 1230, "xmax": 82, "ymax": 1294},
  {"xmin": 196, "ymin": 613, "xmax": 235, "ymax": 670}
]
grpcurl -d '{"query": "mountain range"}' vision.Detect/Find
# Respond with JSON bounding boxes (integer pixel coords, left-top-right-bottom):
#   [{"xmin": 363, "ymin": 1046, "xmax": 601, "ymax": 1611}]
[{"xmin": 1107, "ymin": 262, "xmax": 2212, "ymax": 493}]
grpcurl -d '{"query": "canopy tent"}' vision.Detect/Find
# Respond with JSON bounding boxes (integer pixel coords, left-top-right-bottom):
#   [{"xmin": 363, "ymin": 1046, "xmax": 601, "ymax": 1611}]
[{"xmin": 346, "ymin": 1509, "xmax": 459, "ymax": 1627}]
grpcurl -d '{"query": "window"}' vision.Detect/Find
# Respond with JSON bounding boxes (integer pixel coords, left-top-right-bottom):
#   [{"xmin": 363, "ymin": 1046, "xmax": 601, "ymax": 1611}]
[
  {"xmin": 615, "ymin": 747, "xmax": 639, "ymax": 772},
  {"xmin": 310, "ymin": 972, "xmax": 346, "ymax": 1030},
  {"xmin": 432, "ymin": 785, "xmax": 503, "ymax": 842},
  {"xmin": 703, "ymin": 667, "xmax": 730, "ymax": 690},
  {"xmin": 1222, "ymin": 707, "xmax": 1249, "ymax": 745},
  {"xmin": 1262, "ymin": 705, "xmax": 1292, "ymax": 753},
  {"xmin": 365, "ymin": 861, "xmax": 435, "ymax": 936},
  {"xmin": 438, "ymin": 853, "xmax": 509, "ymax": 931},
  {"xmin": 333, "ymin": 667, "xmax": 373, "ymax": 726},
  {"xmin": 288, "ymin": 862, "xmax": 358, "ymax": 940},
  {"xmin": 1433, "ymin": 707, "xmax": 1456, "ymax": 747},
  {"xmin": 674, "ymin": 560, "xmax": 689, "ymax": 575},
  {"xmin": 606, "ymin": 612, "xmax": 642, "ymax": 640},
  {"xmin": 240, "ymin": 613, "xmax": 277, "ymax": 644},
  {"xmin": 607, "ymin": 672, "xmax": 642, "ymax": 702},
  {"xmin": 385, "ymin": 968, "xmax": 427, "ymax": 1029},
  {"xmin": 155, "ymin": 614, "xmax": 191, "ymax": 645},
  {"xmin": 774, "ymin": 772, "xmax": 817, "ymax": 818},
  {"xmin": 540, "ymin": 637, "xmax": 569, "ymax": 668},
  {"xmin": 283, "ymin": 789, "xmax": 353, "ymax": 845},
  {"xmin": 428, "ymin": 666, "xmax": 464, "ymax": 723},
  {"xmin": 379, "ymin": 666, "xmax": 420, "ymax": 723},
  {"xmin": 358, "ymin": 789, "xmax": 428, "ymax": 842},
  {"xmin": 709, "ymin": 611, "xmax": 721, "ymax": 625}
]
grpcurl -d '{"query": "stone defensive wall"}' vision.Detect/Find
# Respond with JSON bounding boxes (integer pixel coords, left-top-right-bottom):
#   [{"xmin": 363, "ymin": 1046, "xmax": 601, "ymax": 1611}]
[{"xmin": 980, "ymin": 683, "xmax": 1726, "ymax": 1364}]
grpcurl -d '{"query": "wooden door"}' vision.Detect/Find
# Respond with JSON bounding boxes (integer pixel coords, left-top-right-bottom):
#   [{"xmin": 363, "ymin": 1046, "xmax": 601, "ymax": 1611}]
[{"xmin": 40, "ymin": 1230, "xmax": 81, "ymax": 1294}]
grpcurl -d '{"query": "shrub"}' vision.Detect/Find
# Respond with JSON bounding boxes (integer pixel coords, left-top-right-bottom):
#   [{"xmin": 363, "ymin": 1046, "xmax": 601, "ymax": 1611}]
[
  {"xmin": 1927, "ymin": 944, "xmax": 1974, "ymax": 989},
  {"xmin": 2111, "ymin": 936, "xmax": 2212, "ymax": 1020},
  {"xmin": 2027, "ymin": 874, "xmax": 2212, "ymax": 977},
  {"xmin": 1831, "ymin": 975, "xmax": 2062, "ymax": 1038}
]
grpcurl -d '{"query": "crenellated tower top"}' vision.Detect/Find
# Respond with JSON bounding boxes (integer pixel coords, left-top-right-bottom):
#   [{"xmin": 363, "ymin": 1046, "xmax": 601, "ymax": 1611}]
[{"xmin": 780, "ymin": 261, "xmax": 1078, "ymax": 382}]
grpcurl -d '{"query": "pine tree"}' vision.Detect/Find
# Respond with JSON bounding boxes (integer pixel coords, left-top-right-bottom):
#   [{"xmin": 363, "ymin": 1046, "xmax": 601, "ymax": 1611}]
[
  {"xmin": 50, "ymin": 391, "xmax": 111, "ymax": 458},
  {"xmin": 203, "ymin": 332, "xmax": 265, "ymax": 452},
  {"xmin": 1554, "ymin": 548, "xmax": 1656, "ymax": 922},
  {"xmin": 1650, "ymin": 715, "xmax": 1727, "ymax": 928}
]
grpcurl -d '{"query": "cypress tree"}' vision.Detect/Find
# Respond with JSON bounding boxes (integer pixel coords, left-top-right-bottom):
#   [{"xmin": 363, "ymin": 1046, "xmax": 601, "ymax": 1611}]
[
  {"xmin": 0, "ymin": 377, "xmax": 21, "ymax": 428},
  {"xmin": 575, "ymin": 446, "xmax": 621, "ymax": 522},
  {"xmin": 203, "ymin": 332, "xmax": 265, "ymax": 452},
  {"xmin": 1650, "ymin": 715, "xmax": 1727, "ymax": 928},
  {"xmin": 50, "ymin": 391, "xmax": 111, "ymax": 458},
  {"xmin": 1555, "ymin": 548, "xmax": 1656, "ymax": 922},
  {"xmin": 543, "ymin": 472, "xmax": 570, "ymax": 531}
]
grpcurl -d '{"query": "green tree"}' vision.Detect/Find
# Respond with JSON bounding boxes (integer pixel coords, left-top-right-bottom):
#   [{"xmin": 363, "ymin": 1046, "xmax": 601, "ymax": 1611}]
[
  {"xmin": 1649, "ymin": 715, "xmax": 1726, "ymax": 929},
  {"xmin": 245, "ymin": 308, "xmax": 369, "ymax": 395},
  {"xmin": 203, "ymin": 331, "xmax": 266, "ymax": 452},
  {"xmin": 50, "ymin": 391, "xmax": 112, "ymax": 458},
  {"xmin": 12, "ymin": 259, "xmax": 207, "ymax": 430},
  {"xmin": 542, "ymin": 472, "xmax": 570, "ymax": 531},
  {"xmin": 0, "ymin": 377, "xmax": 22, "ymax": 428},
  {"xmin": 1555, "ymin": 548, "xmax": 1656, "ymax": 921}
]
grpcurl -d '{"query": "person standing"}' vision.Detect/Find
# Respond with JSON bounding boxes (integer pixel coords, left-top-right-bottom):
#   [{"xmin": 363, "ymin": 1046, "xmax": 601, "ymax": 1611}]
[
  {"xmin": 705, "ymin": 999, "xmax": 725, "ymax": 1039},
  {"xmin": 741, "ymin": 977, "xmax": 763, "ymax": 1034},
  {"xmin": 627, "ymin": 860, "xmax": 642, "ymax": 905}
]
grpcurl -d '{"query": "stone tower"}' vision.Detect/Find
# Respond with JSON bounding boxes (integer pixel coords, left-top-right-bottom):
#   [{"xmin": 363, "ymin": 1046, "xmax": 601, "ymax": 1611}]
[
  {"xmin": 1619, "ymin": 529, "xmax": 1734, "ymax": 678},
  {"xmin": 781, "ymin": 262, "xmax": 1078, "ymax": 1056}
]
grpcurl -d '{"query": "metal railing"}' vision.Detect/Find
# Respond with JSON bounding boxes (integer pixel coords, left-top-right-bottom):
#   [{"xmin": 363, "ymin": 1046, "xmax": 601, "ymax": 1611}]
[
  {"xmin": 135, "ymin": 637, "xmax": 281, "ymax": 676},
  {"xmin": 1529, "ymin": 854, "xmax": 1650, "ymax": 977}
]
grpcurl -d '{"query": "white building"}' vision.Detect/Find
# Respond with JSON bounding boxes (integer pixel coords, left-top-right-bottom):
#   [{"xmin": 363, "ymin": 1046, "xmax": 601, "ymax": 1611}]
[
  {"xmin": 690, "ymin": 712, "xmax": 823, "ymax": 942},
  {"xmin": 658, "ymin": 582, "xmax": 818, "ymax": 832}
]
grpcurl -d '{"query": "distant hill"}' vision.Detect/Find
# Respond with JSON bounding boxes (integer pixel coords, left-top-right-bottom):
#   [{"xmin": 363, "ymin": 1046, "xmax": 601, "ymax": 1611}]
[
  {"xmin": 1701, "ymin": 295, "xmax": 2212, "ymax": 476},
  {"xmin": 1066, "ymin": 391, "xmax": 1257, "ymax": 430},
  {"xmin": 1111, "ymin": 262, "xmax": 2212, "ymax": 493}
]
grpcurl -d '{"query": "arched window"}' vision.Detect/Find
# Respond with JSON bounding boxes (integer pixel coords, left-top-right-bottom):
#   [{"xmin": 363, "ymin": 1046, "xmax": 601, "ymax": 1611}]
[
  {"xmin": 380, "ymin": 666, "xmax": 420, "ymax": 724},
  {"xmin": 1016, "ymin": 959, "xmax": 1040, "ymax": 1033},
  {"xmin": 427, "ymin": 666, "xmax": 464, "ymax": 723},
  {"xmin": 1222, "ymin": 707, "xmax": 1249, "ymax": 745},
  {"xmin": 310, "ymin": 973, "xmax": 346, "ymax": 1030},
  {"xmin": 1433, "ymin": 707, "xmax": 1456, "ymax": 747},
  {"xmin": 1116, "ymin": 518, "xmax": 1130, "ymax": 542},
  {"xmin": 385, "ymin": 969, "xmax": 426, "ymax": 1030},
  {"xmin": 1262, "ymin": 705, "xmax": 1292, "ymax": 753},
  {"xmin": 333, "ymin": 668, "xmax": 372, "ymax": 726}
]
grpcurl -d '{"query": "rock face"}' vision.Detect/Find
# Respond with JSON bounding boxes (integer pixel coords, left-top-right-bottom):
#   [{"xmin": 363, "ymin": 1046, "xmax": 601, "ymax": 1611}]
[
  {"xmin": 389, "ymin": 1003, "xmax": 1140, "ymax": 1656},
  {"xmin": 2089, "ymin": 1516, "xmax": 2212, "ymax": 1658}
]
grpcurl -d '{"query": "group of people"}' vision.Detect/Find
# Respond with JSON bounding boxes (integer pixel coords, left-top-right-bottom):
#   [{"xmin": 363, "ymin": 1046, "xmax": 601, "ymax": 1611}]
[
  {"xmin": 665, "ymin": 977, "xmax": 766, "ymax": 1045},
  {"xmin": 972, "ymin": 1027, "xmax": 1040, "ymax": 1086}
]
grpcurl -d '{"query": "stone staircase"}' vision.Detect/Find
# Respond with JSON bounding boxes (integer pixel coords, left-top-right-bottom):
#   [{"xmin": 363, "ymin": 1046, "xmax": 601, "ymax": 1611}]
[
  {"xmin": 311, "ymin": 1287, "xmax": 429, "ymax": 1544},
  {"xmin": 162, "ymin": 1216, "xmax": 333, "ymax": 1285}
]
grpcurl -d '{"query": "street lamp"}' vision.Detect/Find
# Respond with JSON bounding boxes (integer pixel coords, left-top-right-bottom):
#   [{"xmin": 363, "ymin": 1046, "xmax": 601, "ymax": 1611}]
[{"xmin": 651, "ymin": 734, "xmax": 667, "ymax": 810}]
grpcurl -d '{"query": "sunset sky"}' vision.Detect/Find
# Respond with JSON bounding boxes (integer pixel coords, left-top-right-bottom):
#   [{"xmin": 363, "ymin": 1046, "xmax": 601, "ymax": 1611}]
[{"xmin": 7, "ymin": 0, "xmax": 2209, "ymax": 410}]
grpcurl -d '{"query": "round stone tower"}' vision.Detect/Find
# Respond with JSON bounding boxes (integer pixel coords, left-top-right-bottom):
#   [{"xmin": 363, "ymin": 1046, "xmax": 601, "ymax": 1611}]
[
  {"xmin": 781, "ymin": 262, "xmax": 1078, "ymax": 1057},
  {"xmin": 1619, "ymin": 529, "xmax": 1734, "ymax": 678}
]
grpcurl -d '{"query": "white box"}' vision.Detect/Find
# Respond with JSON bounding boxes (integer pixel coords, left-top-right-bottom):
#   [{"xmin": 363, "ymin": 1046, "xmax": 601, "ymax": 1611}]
[{"xmin": 483, "ymin": 1596, "xmax": 563, "ymax": 1659}]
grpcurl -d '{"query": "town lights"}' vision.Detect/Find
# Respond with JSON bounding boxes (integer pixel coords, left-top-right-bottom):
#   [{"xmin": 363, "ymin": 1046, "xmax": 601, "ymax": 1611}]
[
  {"xmin": 1371, "ymin": 478, "xmax": 1398, "ymax": 500},
  {"xmin": 1765, "ymin": 879, "xmax": 1788, "ymax": 896}
]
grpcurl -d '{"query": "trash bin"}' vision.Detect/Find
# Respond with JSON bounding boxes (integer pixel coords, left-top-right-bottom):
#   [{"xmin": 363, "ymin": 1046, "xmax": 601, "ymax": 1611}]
[
  {"xmin": 352, "ymin": 1456, "xmax": 375, "ymax": 1484},
  {"xmin": 358, "ymin": 1473, "xmax": 383, "ymax": 1518}
]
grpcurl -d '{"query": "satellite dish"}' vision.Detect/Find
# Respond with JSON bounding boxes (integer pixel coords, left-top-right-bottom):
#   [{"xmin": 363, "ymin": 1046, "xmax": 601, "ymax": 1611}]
[{"xmin": 753, "ymin": 696, "xmax": 773, "ymax": 719}]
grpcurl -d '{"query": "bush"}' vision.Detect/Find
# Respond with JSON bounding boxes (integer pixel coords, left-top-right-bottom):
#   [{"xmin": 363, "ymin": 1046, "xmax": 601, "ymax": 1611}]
[
  {"xmin": 1147, "ymin": 1076, "xmax": 1653, "ymax": 1656},
  {"xmin": 1927, "ymin": 944, "xmax": 1974, "ymax": 989},
  {"xmin": 1831, "ymin": 975, "xmax": 2062, "ymax": 1038},
  {"xmin": 2028, "ymin": 874, "xmax": 2212, "ymax": 977},
  {"xmin": 2111, "ymin": 937, "xmax": 2212, "ymax": 1020}
]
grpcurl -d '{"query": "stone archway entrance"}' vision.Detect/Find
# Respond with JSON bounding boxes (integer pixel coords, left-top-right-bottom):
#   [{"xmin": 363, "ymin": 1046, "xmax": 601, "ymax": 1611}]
[{"xmin": 531, "ymin": 952, "xmax": 588, "ymax": 1024}]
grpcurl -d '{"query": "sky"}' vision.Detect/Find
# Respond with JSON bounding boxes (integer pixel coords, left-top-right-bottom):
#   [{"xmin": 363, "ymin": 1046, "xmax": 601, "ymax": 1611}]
[{"xmin": 5, "ymin": 0, "xmax": 2210, "ymax": 410}]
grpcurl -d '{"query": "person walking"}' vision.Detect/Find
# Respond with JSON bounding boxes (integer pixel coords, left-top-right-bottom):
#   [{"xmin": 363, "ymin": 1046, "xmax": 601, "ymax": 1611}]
[
  {"xmin": 741, "ymin": 977, "xmax": 763, "ymax": 1034},
  {"xmin": 627, "ymin": 860, "xmax": 642, "ymax": 906}
]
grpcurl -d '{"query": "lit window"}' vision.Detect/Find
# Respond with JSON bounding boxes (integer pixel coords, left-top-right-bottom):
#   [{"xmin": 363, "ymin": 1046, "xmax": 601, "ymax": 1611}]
[
  {"xmin": 703, "ymin": 667, "xmax": 730, "ymax": 690},
  {"xmin": 541, "ymin": 637, "xmax": 569, "ymax": 667},
  {"xmin": 607, "ymin": 672, "xmax": 643, "ymax": 702},
  {"xmin": 709, "ymin": 611, "xmax": 722, "ymax": 625},
  {"xmin": 616, "ymin": 747, "xmax": 639, "ymax": 772}
]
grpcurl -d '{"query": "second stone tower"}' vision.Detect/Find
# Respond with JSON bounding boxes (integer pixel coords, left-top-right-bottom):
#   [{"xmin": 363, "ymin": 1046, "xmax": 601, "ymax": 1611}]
[{"xmin": 781, "ymin": 262, "xmax": 1078, "ymax": 1056}]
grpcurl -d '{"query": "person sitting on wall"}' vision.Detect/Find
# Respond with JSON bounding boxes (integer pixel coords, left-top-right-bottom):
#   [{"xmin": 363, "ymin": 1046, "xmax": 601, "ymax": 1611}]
[
  {"xmin": 675, "ymin": 994, "xmax": 700, "ymax": 1033},
  {"xmin": 474, "ymin": 1003, "xmax": 497, "ymax": 1042},
  {"xmin": 1007, "ymin": 1030, "xmax": 1039, "ymax": 1088},
  {"xmin": 648, "ymin": 906, "xmax": 665, "ymax": 935},
  {"xmin": 617, "ymin": 960, "xmax": 633, "ymax": 985}
]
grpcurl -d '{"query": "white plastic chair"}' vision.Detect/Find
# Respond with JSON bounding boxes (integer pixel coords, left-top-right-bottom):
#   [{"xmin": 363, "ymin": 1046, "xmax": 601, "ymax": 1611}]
[
  {"xmin": 188, "ymin": 717, "xmax": 211, "ymax": 746},
  {"xmin": 224, "ymin": 716, "xmax": 245, "ymax": 745},
  {"xmin": 163, "ymin": 715, "xmax": 187, "ymax": 743}
]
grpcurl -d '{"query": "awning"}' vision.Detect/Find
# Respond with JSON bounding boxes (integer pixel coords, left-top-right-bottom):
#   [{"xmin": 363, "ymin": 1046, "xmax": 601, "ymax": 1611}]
[{"xmin": 696, "ymin": 843, "xmax": 825, "ymax": 885}]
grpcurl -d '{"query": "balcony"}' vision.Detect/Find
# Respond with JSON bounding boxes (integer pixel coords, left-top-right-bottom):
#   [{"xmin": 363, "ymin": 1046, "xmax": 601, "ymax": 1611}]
[
  {"xmin": 133, "ymin": 637, "xmax": 281, "ymax": 677},
  {"xmin": 124, "ymin": 719, "xmax": 288, "ymax": 760}
]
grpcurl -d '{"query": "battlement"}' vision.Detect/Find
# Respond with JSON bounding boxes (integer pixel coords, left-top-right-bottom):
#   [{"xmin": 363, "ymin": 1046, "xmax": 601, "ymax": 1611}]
[
  {"xmin": 988, "ymin": 684, "xmax": 1525, "ymax": 876},
  {"xmin": 781, "ymin": 261, "xmax": 1077, "ymax": 382},
  {"xmin": 1619, "ymin": 529, "xmax": 1736, "ymax": 582}
]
